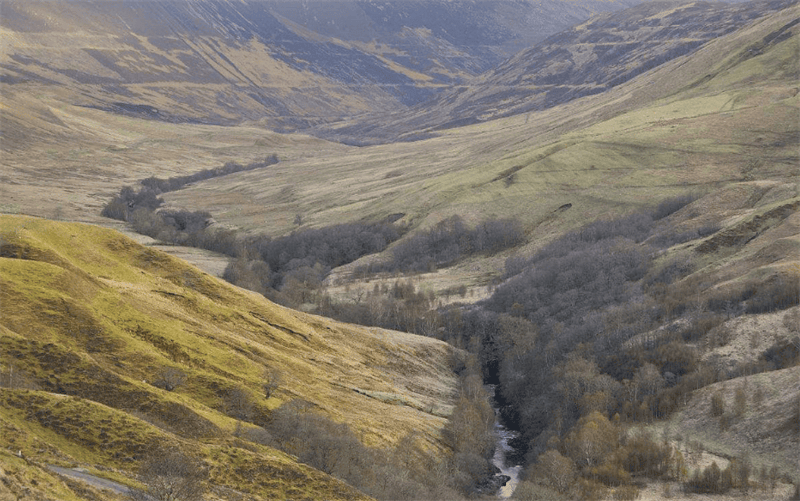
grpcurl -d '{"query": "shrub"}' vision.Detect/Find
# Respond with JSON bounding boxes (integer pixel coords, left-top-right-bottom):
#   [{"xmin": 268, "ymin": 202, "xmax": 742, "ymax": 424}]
[
  {"xmin": 129, "ymin": 447, "xmax": 206, "ymax": 501},
  {"xmin": 152, "ymin": 366, "xmax": 187, "ymax": 392}
]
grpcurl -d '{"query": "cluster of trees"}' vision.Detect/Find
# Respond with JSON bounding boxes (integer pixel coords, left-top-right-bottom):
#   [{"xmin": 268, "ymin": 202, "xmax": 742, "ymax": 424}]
[
  {"xmin": 105, "ymin": 178, "xmax": 800, "ymax": 499},
  {"xmin": 224, "ymin": 215, "xmax": 522, "ymax": 312},
  {"xmin": 128, "ymin": 207, "xmax": 241, "ymax": 255},
  {"xmin": 142, "ymin": 156, "xmax": 278, "ymax": 193},
  {"xmin": 428, "ymin": 197, "xmax": 800, "ymax": 498},
  {"xmin": 102, "ymin": 156, "xmax": 277, "ymax": 221},
  {"xmin": 222, "ymin": 222, "xmax": 403, "ymax": 305},
  {"xmin": 443, "ymin": 355, "xmax": 500, "ymax": 495},
  {"xmin": 317, "ymin": 279, "xmax": 442, "ymax": 336},
  {"xmin": 517, "ymin": 410, "xmax": 788, "ymax": 500},
  {"xmin": 102, "ymin": 164, "xmax": 406, "ymax": 303},
  {"xmin": 525, "ymin": 414, "xmax": 683, "ymax": 499},
  {"xmin": 209, "ymin": 353, "xmax": 500, "ymax": 500},
  {"xmin": 357, "ymin": 215, "xmax": 524, "ymax": 274},
  {"xmin": 239, "ymin": 222, "xmax": 401, "ymax": 290}
]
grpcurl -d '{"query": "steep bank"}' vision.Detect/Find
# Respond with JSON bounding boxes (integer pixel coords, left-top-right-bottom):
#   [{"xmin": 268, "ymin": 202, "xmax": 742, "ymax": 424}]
[{"xmin": 0, "ymin": 214, "xmax": 460, "ymax": 500}]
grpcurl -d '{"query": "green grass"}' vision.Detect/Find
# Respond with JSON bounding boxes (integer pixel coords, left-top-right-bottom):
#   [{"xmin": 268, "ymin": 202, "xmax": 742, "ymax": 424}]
[{"xmin": 0, "ymin": 215, "xmax": 459, "ymax": 499}]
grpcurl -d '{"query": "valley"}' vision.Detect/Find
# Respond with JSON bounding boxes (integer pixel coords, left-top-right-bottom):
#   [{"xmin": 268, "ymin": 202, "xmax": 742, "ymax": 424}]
[{"xmin": 1, "ymin": 0, "xmax": 799, "ymax": 500}]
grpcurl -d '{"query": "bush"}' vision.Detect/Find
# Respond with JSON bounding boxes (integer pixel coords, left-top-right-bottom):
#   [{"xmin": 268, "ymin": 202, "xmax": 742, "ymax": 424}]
[
  {"xmin": 129, "ymin": 447, "xmax": 206, "ymax": 501},
  {"xmin": 152, "ymin": 366, "xmax": 186, "ymax": 392}
]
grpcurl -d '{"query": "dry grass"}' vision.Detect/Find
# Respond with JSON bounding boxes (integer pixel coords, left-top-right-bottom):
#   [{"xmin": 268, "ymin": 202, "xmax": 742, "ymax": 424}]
[
  {"xmin": 2, "ymin": 7, "xmax": 796, "ymax": 295},
  {"xmin": 0, "ymin": 215, "xmax": 461, "ymax": 499},
  {"xmin": 642, "ymin": 366, "xmax": 800, "ymax": 487}
]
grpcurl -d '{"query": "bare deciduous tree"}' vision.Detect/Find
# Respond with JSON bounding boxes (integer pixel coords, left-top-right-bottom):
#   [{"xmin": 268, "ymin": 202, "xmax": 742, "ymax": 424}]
[
  {"xmin": 129, "ymin": 447, "xmax": 206, "ymax": 501},
  {"xmin": 152, "ymin": 367, "xmax": 187, "ymax": 392},
  {"xmin": 537, "ymin": 449, "xmax": 576, "ymax": 493},
  {"xmin": 223, "ymin": 386, "xmax": 254, "ymax": 421},
  {"xmin": 262, "ymin": 367, "xmax": 282, "ymax": 399}
]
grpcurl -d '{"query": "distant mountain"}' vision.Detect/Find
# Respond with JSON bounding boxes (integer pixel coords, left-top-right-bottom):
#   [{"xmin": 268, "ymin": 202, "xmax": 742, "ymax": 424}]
[
  {"xmin": 0, "ymin": 0, "xmax": 642, "ymax": 129},
  {"xmin": 316, "ymin": 0, "xmax": 796, "ymax": 142}
]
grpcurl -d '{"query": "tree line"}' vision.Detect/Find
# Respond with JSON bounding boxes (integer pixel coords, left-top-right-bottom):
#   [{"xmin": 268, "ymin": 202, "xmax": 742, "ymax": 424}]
[
  {"xmin": 102, "ymin": 156, "xmax": 277, "ymax": 221},
  {"xmin": 356, "ymin": 215, "xmax": 525, "ymax": 274}
]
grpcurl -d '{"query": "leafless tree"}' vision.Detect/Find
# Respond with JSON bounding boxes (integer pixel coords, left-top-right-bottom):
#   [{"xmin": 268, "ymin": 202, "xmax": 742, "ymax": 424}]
[
  {"xmin": 129, "ymin": 447, "xmax": 206, "ymax": 501},
  {"xmin": 223, "ymin": 386, "xmax": 254, "ymax": 421},
  {"xmin": 153, "ymin": 367, "xmax": 187, "ymax": 392},
  {"xmin": 262, "ymin": 367, "xmax": 282, "ymax": 399}
]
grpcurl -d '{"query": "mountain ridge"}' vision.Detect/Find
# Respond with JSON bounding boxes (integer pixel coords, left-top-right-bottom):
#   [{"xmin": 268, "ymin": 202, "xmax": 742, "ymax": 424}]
[
  {"xmin": 314, "ymin": 0, "xmax": 796, "ymax": 143},
  {"xmin": 0, "ymin": 0, "xmax": 643, "ymax": 130}
]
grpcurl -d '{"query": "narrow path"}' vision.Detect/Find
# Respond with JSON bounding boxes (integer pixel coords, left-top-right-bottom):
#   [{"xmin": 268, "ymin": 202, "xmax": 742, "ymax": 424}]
[{"xmin": 47, "ymin": 465, "xmax": 135, "ymax": 497}]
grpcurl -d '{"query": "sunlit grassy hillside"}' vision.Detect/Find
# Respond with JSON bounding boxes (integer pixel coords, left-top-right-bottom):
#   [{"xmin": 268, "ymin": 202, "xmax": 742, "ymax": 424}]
[{"xmin": 0, "ymin": 215, "xmax": 459, "ymax": 500}]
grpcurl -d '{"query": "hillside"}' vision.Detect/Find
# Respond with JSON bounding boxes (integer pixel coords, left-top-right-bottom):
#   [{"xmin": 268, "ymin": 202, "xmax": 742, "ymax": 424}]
[
  {"xmin": 0, "ymin": 215, "xmax": 461, "ymax": 500},
  {"xmin": 316, "ymin": 0, "xmax": 796, "ymax": 142},
  {"xmin": 1, "ymin": 1, "xmax": 798, "ymax": 499},
  {"xmin": 160, "ymin": 2, "xmax": 799, "ymax": 290},
  {"xmin": 0, "ymin": 0, "xmax": 641, "ymax": 131}
]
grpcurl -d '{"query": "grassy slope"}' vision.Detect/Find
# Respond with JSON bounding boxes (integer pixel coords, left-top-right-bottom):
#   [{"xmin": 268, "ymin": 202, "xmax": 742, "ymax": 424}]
[
  {"xmin": 0, "ymin": 215, "xmax": 458, "ymax": 500},
  {"xmin": 1, "ymin": 5, "xmax": 796, "ymax": 298},
  {"xmin": 182, "ymin": 5, "xmax": 797, "ymax": 229},
  {"xmin": 162, "ymin": 4, "xmax": 798, "ymax": 292}
]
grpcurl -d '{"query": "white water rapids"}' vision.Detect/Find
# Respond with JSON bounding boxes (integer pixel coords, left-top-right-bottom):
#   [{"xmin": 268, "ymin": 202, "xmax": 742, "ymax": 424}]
[
  {"xmin": 493, "ymin": 418, "xmax": 523, "ymax": 498},
  {"xmin": 488, "ymin": 385, "xmax": 523, "ymax": 498}
]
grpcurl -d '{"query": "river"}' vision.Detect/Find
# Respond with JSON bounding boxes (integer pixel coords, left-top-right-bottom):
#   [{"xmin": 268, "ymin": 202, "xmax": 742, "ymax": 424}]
[{"xmin": 488, "ymin": 385, "xmax": 523, "ymax": 499}]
